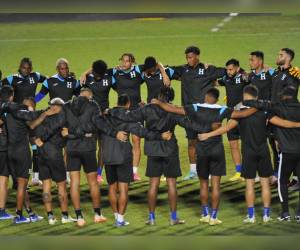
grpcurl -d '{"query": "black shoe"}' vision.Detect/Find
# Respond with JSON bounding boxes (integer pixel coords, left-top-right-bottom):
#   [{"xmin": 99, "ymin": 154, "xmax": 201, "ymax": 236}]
[
  {"xmin": 295, "ymin": 215, "xmax": 300, "ymax": 223},
  {"xmin": 277, "ymin": 213, "xmax": 291, "ymax": 222}
]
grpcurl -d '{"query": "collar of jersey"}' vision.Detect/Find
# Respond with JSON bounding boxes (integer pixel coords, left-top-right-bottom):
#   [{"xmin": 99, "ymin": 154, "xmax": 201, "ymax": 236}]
[{"xmin": 53, "ymin": 74, "xmax": 66, "ymax": 81}]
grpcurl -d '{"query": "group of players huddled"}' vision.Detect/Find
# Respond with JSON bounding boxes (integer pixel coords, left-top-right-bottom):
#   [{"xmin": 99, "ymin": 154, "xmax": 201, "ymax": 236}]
[{"xmin": 0, "ymin": 46, "xmax": 299, "ymax": 227}]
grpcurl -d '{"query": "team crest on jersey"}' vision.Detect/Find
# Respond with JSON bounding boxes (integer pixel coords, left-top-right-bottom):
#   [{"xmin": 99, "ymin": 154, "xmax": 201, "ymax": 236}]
[
  {"xmin": 102, "ymin": 79, "xmax": 109, "ymax": 86},
  {"xmin": 29, "ymin": 77, "xmax": 35, "ymax": 84},
  {"xmin": 130, "ymin": 71, "xmax": 136, "ymax": 78},
  {"xmin": 235, "ymin": 77, "xmax": 241, "ymax": 84},
  {"xmin": 198, "ymin": 68, "xmax": 204, "ymax": 75},
  {"xmin": 281, "ymin": 74, "xmax": 287, "ymax": 81},
  {"xmin": 67, "ymin": 82, "xmax": 72, "ymax": 88},
  {"xmin": 260, "ymin": 73, "xmax": 266, "ymax": 80}
]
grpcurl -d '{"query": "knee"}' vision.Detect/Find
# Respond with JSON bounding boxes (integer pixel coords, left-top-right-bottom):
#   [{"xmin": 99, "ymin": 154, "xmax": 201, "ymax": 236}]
[{"xmin": 43, "ymin": 192, "xmax": 52, "ymax": 203}]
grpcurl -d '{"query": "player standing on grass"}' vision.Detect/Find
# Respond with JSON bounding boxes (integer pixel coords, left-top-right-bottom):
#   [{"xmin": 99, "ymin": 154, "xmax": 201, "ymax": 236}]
[
  {"xmin": 199, "ymin": 85, "xmax": 300, "ymax": 223},
  {"xmin": 62, "ymin": 88, "xmax": 128, "ymax": 227},
  {"xmin": 1, "ymin": 58, "xmax": 47, "ymax": 186},
  {"xmin": 170, "ymin": 46, "xmax": 222, "ymax": 181},
  {"xmin": 111, "ymin": 86, "xmax": 206, "ymax": 226},
  {"xmin": 217, "ymin": 58, "xmax": 249, "ymax": 182},
  {"xmin": 81, "ymin": 60, "xmax": 115, "ymax": 184},
  {"xmin": 101, "ymin": 94, "xmax": 172, "ymax": 227},
  {"xmin": 152, "ymin": 88, "xmax": 256, "ymax": 225}
]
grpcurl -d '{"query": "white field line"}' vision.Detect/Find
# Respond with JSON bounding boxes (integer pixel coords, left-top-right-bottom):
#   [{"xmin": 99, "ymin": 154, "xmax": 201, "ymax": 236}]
[
  {"xmin": 211, "ymin": 12, "xmax": 239, "ymax": 32},
  {"xmin": 1, "ymin": 31, "xmax": 299, "ymax": 43}
]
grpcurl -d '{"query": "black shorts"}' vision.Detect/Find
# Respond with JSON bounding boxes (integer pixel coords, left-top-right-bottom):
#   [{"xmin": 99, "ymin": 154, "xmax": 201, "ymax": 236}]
[
  {"xmin": 8, "ymin": 144, "xmax": 31, "ymax": 179},
  {"xmin": 146, "ymin": 154, "xmax": 181, "ymax": 178},
  {"xmin": 105, "ymin": 162, "xmax": 133, "ymax": 185},
  {"xmin": 0, "ymin": 151, "xmax": 9, "ymax": 177},
  {"xmin": 185, "ymin": 128, "xmax": 198, "ymax": 140},
  {"xmin": 241, "ymin": 144, "xmax": 273, "ymax": 179},
  {"xmin": 227, "ymin": 125, "xmax": 240, "ymax": 141},
  {"xmin": 38, "ymin": 146, "xmax": 66, "ymax": 183},
  {"xmin": 67, "ymin": 150, "xmax": 98, "ymax": 174},
  {"xmin": 196, "ymin": 143, "xmax": 226, "ymax": 179}
]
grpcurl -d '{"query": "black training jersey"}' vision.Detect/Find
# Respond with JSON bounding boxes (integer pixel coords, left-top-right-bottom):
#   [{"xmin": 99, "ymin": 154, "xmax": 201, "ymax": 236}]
[
  {"xmin": 39, "ymin": 74, "xmax": 80, "ymax": 102},
  {"xmin": 108, "ymin": 66, "xmax": 144, "ymax": 108},
  {"xmin": 2, "ymin": 72, "xmax": 46, "ymax": 104},
  {"xmin": 84, "ymin": 73, "xmax": 115, "ymax": 111},
  {"xmin": 248, "ymin": 69, "xmax": 274, "ymax": 100},
  {"xmin": 218, "ymin": 71, "xmax": 249, "ymax": 108},
  {"xmin": 236, "ymin": 107, "xmax": 268, "ymax": 151},
  {"xmin": 0, "ymin": 114, "xmax": 8, "ymax": 152},
  {"xmin": 185, "ymin": 103, "xmax": 233, "ymax": 148},
  {"xmin": 269, "ymin": 99, "xmax": 300, "ymax": 154},
  {"xmin": 271, "ymin": 67, "xmax": 300, "ymax": 104},
  {"xmin": 171, "ymin": 63, "xmax": 221, "ymax": 105},
  {"xmin": 144, "ymin": 68, "xmax": 174, "ymax": 103}
]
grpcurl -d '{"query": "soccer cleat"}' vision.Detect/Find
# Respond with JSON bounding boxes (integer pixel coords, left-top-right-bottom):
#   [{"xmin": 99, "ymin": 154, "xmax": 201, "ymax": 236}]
[
  {"xmin": 30, "ymin": 214, "xmax": 44, "ymax": 223},
  {"xmin": 169, "ymin": 218, "xmax": 185, "ymax": 226},
  {"xmin": 183, "ymin": 171, "xmax": 197, "ymax": 181},
  {"xmin": 209, "ymin": 218, "xmax": 222, "ymax": 226},
  {"xmin": 115, "ymin": 220, "xmax": 130, "ymax": 227},
  {"xmin": 263, "ymin": 216, "xmax": 272, "ymax": 223},
  {"xmin": 277, "ymin": 214, "xmax": 291, "ymax": 222},
  {"xmin": 77, "ymin": 217, "xmax": 86, "ymax": 227},
  {"xmin": 94, "ymin": 214, "xmax": 107, "ymax": 223},
  {"xmin": 133, "ymin": 173, "xmax": 141, "ymax": 181},
  {"xmin": 229, "ymin": 172, "xmax": 243, "ymax": 182},
  {"xmin": 48, "ymin": 216, "xmax": 57, "ymax": 225},
  {"xmin": 14, "ymin": 215, "xmax": 31, "ymax": 224},
  {"xmin": 61, "ymin": 216, "xmax": 76, "ymax": 224},
  {"xmin": 97, "ymin": 175, "xmax": 104, "ymax": 184},
  {"xmin": 199, "ymin": 215, "xmax": 210, "ymax": 223},
  {"xmin": 31, "ymin": 178, "xmax": 43, "ymax": 186},
  {"xmin": 145, "ymin": 219, "xmax": 156, "ymax": 226},
  {"xmin": 0, "ymin": 212, "xmax": 14, "ymax": 220},
  {"xmin": 243, "ymin": 216, "xmax": 256, "ymax": 224},
  {"xmin": 295, "ymin": 215, "xmax": 300, "ymax": 223}
]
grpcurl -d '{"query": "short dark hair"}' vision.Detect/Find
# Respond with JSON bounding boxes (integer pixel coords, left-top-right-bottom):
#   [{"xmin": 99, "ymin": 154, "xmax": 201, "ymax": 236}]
[
  {"xmin": 185, "ymin": 46, "xmax": 200, "ymax": 55},
  {"xmin": 144, "ymin": 56, "xmax": 157, "ymax": 70},
  {"xmin": 205, "ymin": 87, "xmax": 220, "ymax": 100},
  {"xmin": 250, "ymin": 51, "xmax": 264, "ymax": 61},
  {"xmin": 118, "ymin": 94, "xmax": 130, "ymax": 106},
  {"xmin": 19, "ymin": 57, "xmax": 32, "ymax": 68},
  {"xmin": 0, "ymin": 86, "xmax": 14, "ymax": 102},
  {"xmin": 92, "ymin": 60, "xmax": 107, "ymax": 78},
  {"xmin": 281, "ymin": 48, "xmax": 295, "ymax": 61},
  {"xmin": 23, "ymin": 96, "xmax": 36, "ymax": 105},
  {"xmin": 226, "ymin": 58, "xmax": 240, "ymax": 67},
  {"xmin": 158, "ymin": 86, "xmax": 175, "ymax": 102},
  {"xmin": 243, "ymin": 85, "xmax": 258, "ymax": 98},
  {"xmin": 80, "ymin": 87, "xmax": 93, "ymax": 95},
  {"xmin": 120, "ymin": 53, "xmax": 135, "ymax": 63}
]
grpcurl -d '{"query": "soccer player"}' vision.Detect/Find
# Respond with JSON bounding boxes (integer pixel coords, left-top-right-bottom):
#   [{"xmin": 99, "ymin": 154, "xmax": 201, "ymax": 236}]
[
  {"xmin": 217, "ymin": 58, "xmax": 249, "ymax": 181},
  {"xmin": 81, "ymin": 53, "xmax": 145, "ymax": 181},
  {"xmin": 82, "ymin": 60, "xmax": 115, "ymax": 184},
  {"xmin": 170, "ymin": 46, "xmax": 222, "ymax": 180},
  {"xmin": 142, "ymin": 56, "xmax": 172, "ymax": 103},
  {"xmin": 199, "ymin": 85, "xmax": 300, "ymax": 223},
  {"xmin": 1, "ymin": 57, "xmax": 47, "ymax": 104},
  {"xmin": 35, "ymin": 58, "xmax": 80, "ymax": 103},
  {"xmin": 29, "ymin": 98, "xmax": 74, "ymax": 225},
  {"xmin": 243, "ymin": 86, "xmax": 300, "ymax": 222},
  {"xmin": 100, "ymin": 94, "xmax": 172, "ymax": 227},
  {"xmin": 0, "ymin": 86, "xmax": 44, "ymax": 224},
  {"xmin": 110, "ymin": 86, "xmax": 206, "ymax": 226},
  {"xmin": 62, "ymin": 88, "xmax": 128, "ymax": 227},
  {"xmin": 152, "ymin": 88, "xmax": 256, "ymax": 225}
]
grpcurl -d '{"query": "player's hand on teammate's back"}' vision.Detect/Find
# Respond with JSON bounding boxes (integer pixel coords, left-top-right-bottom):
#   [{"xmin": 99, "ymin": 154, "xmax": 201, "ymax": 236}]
[
  {"xmin": 116, "ymin": 131, "xmax": 128, "ymax": 142},
  {"xmin": 161, "ymin": 131, "xmax": 172, "ymax": 141},
  {"xmin": 61, "ymin": 127, "xmax": 69, "ymax": 137},
  {"xmin": 34, "ymin": 138, "xmax": 44, "ymax": 147},
  {"xmin": 151, "ymin": 98, "xmax": 160, "ymax": 105},
  {"xmin": 198, "ymin": 133, "xmax": 209, "ymax": 141},
  {"xmin": 45, "ymin": 107, "xmax": 59, "ymax": 116}
]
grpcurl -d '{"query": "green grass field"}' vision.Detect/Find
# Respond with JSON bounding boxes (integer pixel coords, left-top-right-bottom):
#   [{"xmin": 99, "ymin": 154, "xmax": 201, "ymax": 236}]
[{"xmin": 0, "ymin": 14, "xmax": 300, "ymax": 236}]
